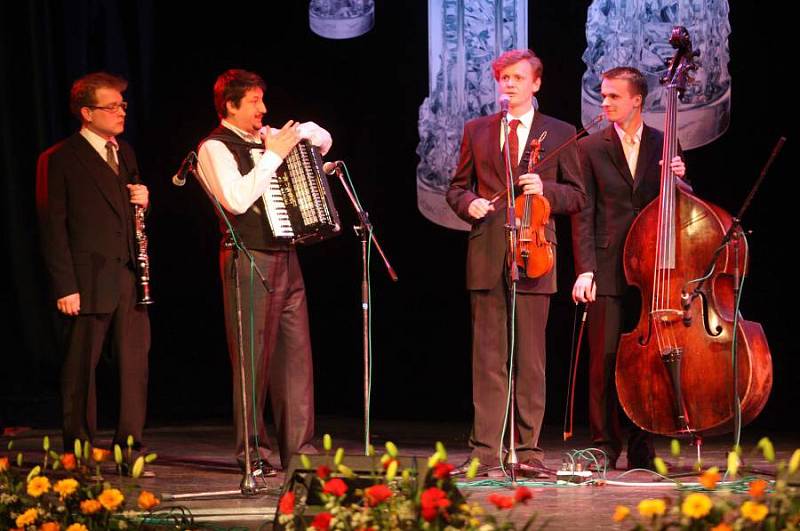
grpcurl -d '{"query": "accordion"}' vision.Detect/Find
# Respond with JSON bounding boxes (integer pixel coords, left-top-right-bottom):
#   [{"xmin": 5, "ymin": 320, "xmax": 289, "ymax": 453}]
[{"xmin": 263, "ymin": 140, "xmax": 341, "ymax": 245}]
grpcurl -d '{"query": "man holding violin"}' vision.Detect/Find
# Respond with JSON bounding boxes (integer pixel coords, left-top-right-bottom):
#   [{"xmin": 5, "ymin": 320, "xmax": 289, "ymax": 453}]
[
  {"xmin": 447, "ymin": 49, "xmax": 585, "ymax": 477},
  {"xmin": 571, "ymin": 66, "xmax": 686, "ymax": 470}
]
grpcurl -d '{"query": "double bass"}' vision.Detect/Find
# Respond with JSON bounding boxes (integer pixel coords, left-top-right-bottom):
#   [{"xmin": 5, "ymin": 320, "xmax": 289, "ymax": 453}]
[{"xmin": 615, "ymin": 27, "xmax": 772, "ymax": 439}]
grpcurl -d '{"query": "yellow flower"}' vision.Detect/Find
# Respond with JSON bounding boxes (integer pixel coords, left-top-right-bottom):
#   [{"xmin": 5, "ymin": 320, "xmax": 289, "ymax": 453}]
[
  {"xmin": 66, "ymin": 524, "xmax": 89, "ymax": 531},
  {"xmin": 27, "ymin": 475, "xmax": 51, "ymax": 497},
  {"xmin": 637, "ymin": 498, "xmax": 667, "ymax": 518},
  {"xmin": 16, "ymin": 507, "xmax": 39, "ymax": 527},
  {"xmin": 98, "ymin": 488, "xmax": 125, "ymax": 511},
  {"xmin": 54, "ymin": 478, "xmax": 79, "ymax": 499},
  {"xmin": 740, "ymin": 500, "xmax": 769, "ymax": 522},
  {"xmin": 0, "ymin": 456, "xmax": 9, "ymax": 472},
  {"xmin": 80, "ymin": 498, "xmax": 102, "ymax": 514},
  {"xmin": 138, "ymin": 490, "xmax": 160, "ymax": 510},
  {"xmin": 41, "ymin": 522, "xmax": 61, "ymax": 531},
  {"xmin": 612, "ymin": 505, "xmax": 630, "ymax": 522},
  {"xmin": 681, "ymin": 493, "xmax": 713, "ymax": 519}
]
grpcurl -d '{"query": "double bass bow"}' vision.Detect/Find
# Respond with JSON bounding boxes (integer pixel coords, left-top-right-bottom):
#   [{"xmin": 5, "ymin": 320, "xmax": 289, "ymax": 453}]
[{"xmin": 615, "ymin": 26, "xmax": 772, "ymax": 440}]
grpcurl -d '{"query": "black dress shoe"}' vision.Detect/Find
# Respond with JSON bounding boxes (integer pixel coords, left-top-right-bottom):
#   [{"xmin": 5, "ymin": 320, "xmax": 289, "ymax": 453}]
[
  {"xmin": 515, "ymin": 459, "xmax": 553, "ymax": 479},
  {"xmin": 251, "ymin": 460, "xmax": 278, "ymax": 477}
]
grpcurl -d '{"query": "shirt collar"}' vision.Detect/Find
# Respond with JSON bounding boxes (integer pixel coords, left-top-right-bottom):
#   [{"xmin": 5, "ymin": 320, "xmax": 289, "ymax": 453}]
[
  {"xmin": 507, "ymin": 106, "xmax": 535, "ymax": 130},
  {"xmin": 221, "ymin": 119, "xmax": 262, "ymax": 144},
  {"xmin": 613, "ymin": 122, "xmax": 643, "ymax": 144},
  {"xmin": 80, "ymin": 127, "xmax": 117, "ymax": 153}
]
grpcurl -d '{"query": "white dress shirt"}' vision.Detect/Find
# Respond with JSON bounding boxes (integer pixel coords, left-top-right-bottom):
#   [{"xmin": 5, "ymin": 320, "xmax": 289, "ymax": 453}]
[
  {"xmin": 613, "ymin": 122, "xmax": 643, "ymax": 178},
  {"xmin": 197, "ymin": 120, "xmax": 333, "ymax": 215},
  {"xmin": 499, "ymin": 106, "xmax": 535, "ymax": 166}
]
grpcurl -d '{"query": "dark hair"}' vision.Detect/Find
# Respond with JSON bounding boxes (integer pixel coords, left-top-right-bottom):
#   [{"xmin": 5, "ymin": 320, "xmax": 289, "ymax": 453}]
[
  {"xmin": 602, "ymin": 66, "xmax": 648, "ymax": 105},
  {"xmin": 213, "ymin": 69, "xmax": 267, "ymax": 119},
  {"xmin": 69, "ymin": 72, "xmax": 128, "ymax": 119},
  {"xmin": 491, "ymin": 49, "xmax": 543, "ymax": 81}
]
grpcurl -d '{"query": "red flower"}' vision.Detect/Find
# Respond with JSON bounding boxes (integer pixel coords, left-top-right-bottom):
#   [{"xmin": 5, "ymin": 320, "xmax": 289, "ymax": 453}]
[
  {"xmin": 61, "ymin": 453, "xmax": 76, "ymax": 471},
  {"xmin": 279, "ymin": 492, "xmax": 295, "ymax": 515},
  {"xmin": 514, "ymin": 486, "xmax": 533, "ymax": 504},
  {"xmin": 420, "ymin": 487, "xmax": 451, "ymax": 521},
  {"xmin": 316, "ymin": 465, "xmax": 331, "ymax": 480},
  {"xmin": 749, "ymin": 479, "xmax": 769, "ymax": 498},
  {"xmin": 323, "ymin": 478, "xmax": 348, "ymax": 497},
  {"xmin": 364, "ymin": 484, "xmax": 393, "ymax": 506},
  {"xmin": 433, "ymin": 462, "xmax": 455, "ymax": 479},
  {"xmin": 311, "ymin": 512, "xmax": 333, "ymax": 530},
  {"xmin": 488, "ymin": 493, "xmax": 515, "ymax": 509},
  {"xmin": 382, "ymin": 457, "xmax": 397, "ymax": 470}
]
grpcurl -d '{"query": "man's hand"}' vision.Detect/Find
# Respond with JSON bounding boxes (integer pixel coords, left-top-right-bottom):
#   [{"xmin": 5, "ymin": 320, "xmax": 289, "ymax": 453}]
[
  {"xmin": 127, "ymin": 184, "xmax": 149, "ymax": 209},
  {"xmin": 572, "ymin": 273, "xmax": 596, "ymax": 303},
  {"xmin": 57, "ymin": 293, "xmax": 80, "ymax": 316},
  {"xmin": 468, "ymin": 198, "xmax": 495, "ymax": 220},
  {"xmin": 659, "ymin": 156, "xmax": 686, "ymax": 179},
  {"xmin": 264, "ymin": 120, "xmax": 301, "ymax": 159},
  {"xmin": 518, "ymin": 173, "xmax": 543, "ymax": 195}
]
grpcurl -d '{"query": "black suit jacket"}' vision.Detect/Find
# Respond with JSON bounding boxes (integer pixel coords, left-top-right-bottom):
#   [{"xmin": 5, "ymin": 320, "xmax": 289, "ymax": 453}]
[
  {"xmin": 447, "ymin": 111, "xmax": 585, "ymax": 294},
  {"xmin": 571, "ymin": 124, "xmax": 666, "ymax": 296},
  {"xmin": 37, "ymin": 132, "xmax": 138, "ymax": 313}
]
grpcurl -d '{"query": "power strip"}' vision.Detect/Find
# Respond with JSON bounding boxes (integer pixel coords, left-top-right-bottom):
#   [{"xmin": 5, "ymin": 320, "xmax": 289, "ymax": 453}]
[{"xmin": 556, "ymin": 468, "xmax": 593, "ymax": 484}]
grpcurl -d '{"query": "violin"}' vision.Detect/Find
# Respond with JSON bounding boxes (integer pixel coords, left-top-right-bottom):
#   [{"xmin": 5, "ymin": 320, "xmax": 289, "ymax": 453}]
[{"xmin": 514, "ymin": 133, "xmax": 553, "ymax": 278}]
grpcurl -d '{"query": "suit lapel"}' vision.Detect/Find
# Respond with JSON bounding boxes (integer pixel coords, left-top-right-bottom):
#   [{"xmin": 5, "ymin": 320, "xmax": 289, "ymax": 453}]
[
  {"xmin": 68, "ymin": 133, "xmax": 125, "ymax": 219},
  {"xmin": 603, "ymin": 125, "xmax": 634, "ymax": 187},
  {"xmin": 486, "ymin": 115, "xmax": 507, "ymax": 187}
]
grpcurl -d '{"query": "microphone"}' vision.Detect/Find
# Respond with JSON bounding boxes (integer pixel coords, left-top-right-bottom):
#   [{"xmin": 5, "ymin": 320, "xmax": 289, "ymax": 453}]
[
  {"xmin": 499, "ymin": 94, "xmax": 510, "ymax": 116},
  {"xmin": 172, "ymin": 152, "xmax": 197, "ymax": 187},
  {"xmin": 322, "ymin": 160, "xmax": 343, "ymax": 176}
]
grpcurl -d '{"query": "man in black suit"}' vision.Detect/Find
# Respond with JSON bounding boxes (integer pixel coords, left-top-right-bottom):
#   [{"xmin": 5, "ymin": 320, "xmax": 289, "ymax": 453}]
[
  {"xmin": 571, "ymin": 66, "xmax": 685, "ymax": 469},
  {"xmin": 447, "ymin": 49, "xmax": 585, "ymax": 476},
  {"xmin": 37, "ymin": 72, "xmax": 150, "ymax": 451}
]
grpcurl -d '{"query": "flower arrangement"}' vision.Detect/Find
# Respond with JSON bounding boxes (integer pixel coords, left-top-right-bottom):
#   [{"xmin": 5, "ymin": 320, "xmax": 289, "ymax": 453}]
[
  {"xmin": 276, "ymin": 436, "xmax": 544, "ymax": 530},
  {"xmin": 1, "ymin": 435, "xmax": 161, "ymax": 530},
  {"xmin": 612, "ymin": 438, "xmax": 800, "ymax": 530}
]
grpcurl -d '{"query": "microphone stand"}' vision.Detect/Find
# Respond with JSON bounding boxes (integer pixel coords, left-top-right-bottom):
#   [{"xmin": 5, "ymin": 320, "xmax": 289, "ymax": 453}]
[
  {"xmin": 164, "ymin": 152, "xmax": 275, "ymax": 500},
  {"xmin": 681, "ymin": 137, "xmax": 785, "ymax": 451},
  {"xmin": 500, "ymin": 108, "xmax": 521, "ymax": 483},
  {"xmin": 327, "ymin": 162, "xmax": 398, "ymax": 455}
]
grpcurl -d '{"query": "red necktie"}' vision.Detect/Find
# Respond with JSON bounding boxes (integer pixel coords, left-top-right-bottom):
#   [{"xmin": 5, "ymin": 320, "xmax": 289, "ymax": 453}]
[{"xmin": 508, "ymin": 119, "xmax": 521, "ymax": 169}]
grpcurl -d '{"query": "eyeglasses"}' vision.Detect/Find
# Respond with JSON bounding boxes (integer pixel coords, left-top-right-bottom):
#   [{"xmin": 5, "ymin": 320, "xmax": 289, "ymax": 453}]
[{"xmin": 87, "ymin": 102, "xmax": 128, "ymax": 113}]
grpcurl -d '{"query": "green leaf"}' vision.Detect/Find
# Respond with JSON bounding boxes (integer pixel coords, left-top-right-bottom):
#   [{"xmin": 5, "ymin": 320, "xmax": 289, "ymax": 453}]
[
  {"xmin": 323, "ymin": 434, "xmax": 332, "ymax": 452},
  {"xmin": 757, "ymin": 437, "xmax": 776, "ymax": 462},
  {"xmin": 385, "ymin": 441, "xmax": 398, "ymax": 458},
  {"xmin": 144, "ymin": 452, "xmax": 158, "ymax": 463},
  {"xmin": 43, "ymin": 436, "xmax": 50, "ymax": 452},
  {"xmin": 466, "ymin": 458, "xmax": 480, "ymax": 479},
  {"xmin": 435, "ymin": 442, "xmax": 447, "ymax": 462},
  {"xmin": 27, "ymin": 465, "xmax": 41, "ymax": 482},
  {"xmin": 114, "ymin": 444, "xmax": 123, "ymax": 465},
  {"xmin": 334, "ymin": 448, "xmax": 345, "ymax": 466},
  {"xmin": 301, "ymin": 454, "xmax": 312, "ymax": 470},
  {"xmin": 74, "ymin": 439, "xmax": 82, "ymax": 459}
]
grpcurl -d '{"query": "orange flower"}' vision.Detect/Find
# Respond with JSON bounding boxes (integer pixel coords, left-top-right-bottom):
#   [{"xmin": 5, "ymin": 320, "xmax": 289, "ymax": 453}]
[
  {"xmin": 0, "ymin": 456, "xmax": 9, "ymax": 472},
  {"xmin": 749, "ymin": 479, "xmax": 769, "ymax": 498},
  {"xmin": 711, "ymin": 524, "xmax": 732, "ymax": 531},
  {"xmin": 138, "ymin": 490, "xmax": 160, "ymax": 510},
  {"xmin": 80, "ymin": 499, "xmax": 102, "ymax": 514},
  {"xmin": 612, "ymin": 505, "xmax": 630, "ymax": 522},
  {"xmin": 66, "ymin": 525, "xmax": 89, "ymax": 531},
  {"xmin": 61, "ymin": 453, "xmax": 76, "ymax": 471},
  {"xmin": 15, "ymin": 508, "xmax": 38, "ymax": 527},
  {"xmin": 54, "ymin": 478, "xmax": 79, "ymax": 499},
  {"xmin": 98, "ymin": 488, "xmax": 125, "ymax": 511},
  {"xmin": 699, "ymin": 467, "xmax": 721, "ymax": 490},
  {"xmin": 40, "ymin": 522, "xmax": 61, "ymax": 531},
  {"xmin": 91, "ymin": 447, "xmax": 111, "ymax": 463},
  {"xmin": 514, "ymin": 486, "xmax": 533, "ymax": 504},
  {"xmin": 27, "ymin": 475, "xmax": 51, "ymax": 497}
]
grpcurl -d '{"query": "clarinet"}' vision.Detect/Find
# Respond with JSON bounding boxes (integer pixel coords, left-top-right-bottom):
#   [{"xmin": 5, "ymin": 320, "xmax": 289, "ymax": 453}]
[{"xmin": 131, "ymin": 174, "xmax": 154, "ymax": 305}]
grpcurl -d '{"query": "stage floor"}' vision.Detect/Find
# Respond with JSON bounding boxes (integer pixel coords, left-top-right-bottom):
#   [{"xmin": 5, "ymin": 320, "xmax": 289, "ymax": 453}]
[{"xmin": 3, "ymin": 417, "xmax": 796, "ymax": 530}]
